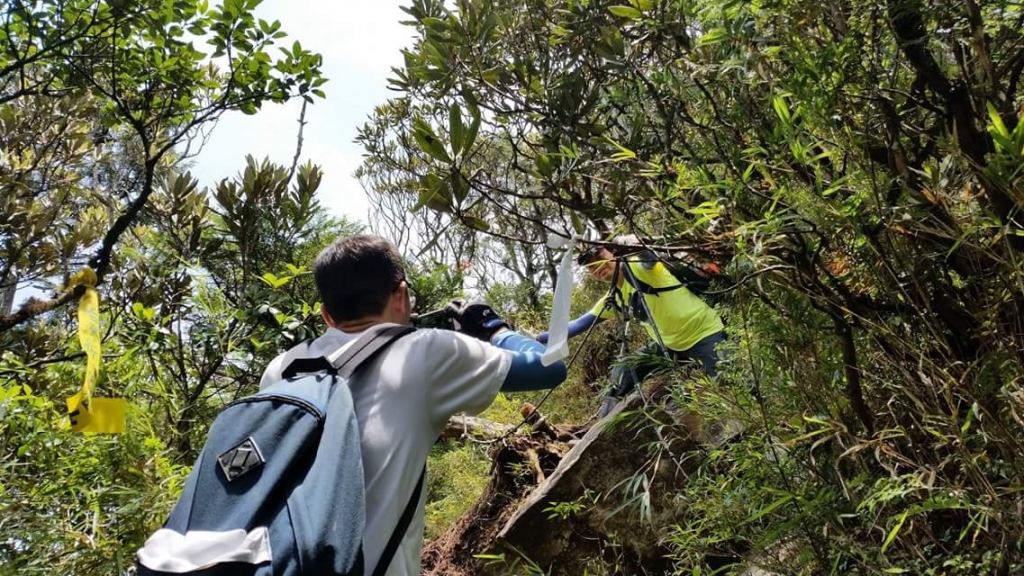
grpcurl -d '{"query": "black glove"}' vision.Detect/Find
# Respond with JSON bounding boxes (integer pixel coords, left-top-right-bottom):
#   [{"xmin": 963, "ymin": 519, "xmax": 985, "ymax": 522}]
[{"xmin": 444, "ymin": 299, "xmax": 508, "ymax": 341}]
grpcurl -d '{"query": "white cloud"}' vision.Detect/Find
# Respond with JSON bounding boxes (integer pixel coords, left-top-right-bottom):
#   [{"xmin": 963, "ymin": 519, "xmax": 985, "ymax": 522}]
[{"xmin": 276, "ymin": 1, "xmax": 417, "ymax": 75}]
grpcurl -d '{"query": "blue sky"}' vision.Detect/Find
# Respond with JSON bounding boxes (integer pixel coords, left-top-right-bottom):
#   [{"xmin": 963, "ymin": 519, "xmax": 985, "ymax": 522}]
[{"xmin": 189, "ymin": 0, "xmax": 416, "ymax": 225}]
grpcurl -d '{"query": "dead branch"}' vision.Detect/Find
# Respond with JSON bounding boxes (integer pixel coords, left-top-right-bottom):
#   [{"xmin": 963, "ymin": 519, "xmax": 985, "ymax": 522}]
[{"xmin": 439, "ymin": 415, "xmax": 514, "ymax": 441}]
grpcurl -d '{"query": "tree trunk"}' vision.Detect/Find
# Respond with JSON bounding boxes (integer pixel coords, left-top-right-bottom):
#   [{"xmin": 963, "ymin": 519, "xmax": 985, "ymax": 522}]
[
  {"xmin": 0, "ymin": 272, "xmax": 15, "ymax": 317},
  {"xmin": 836, "ymin": 320, "xmax": 875, "ymax": 435}
]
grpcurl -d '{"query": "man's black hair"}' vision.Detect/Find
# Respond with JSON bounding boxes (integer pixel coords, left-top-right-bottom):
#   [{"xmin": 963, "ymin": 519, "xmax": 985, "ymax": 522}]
[{"xmin": 314, "ymin": 234, "xmax": 405, "ymax": 323}]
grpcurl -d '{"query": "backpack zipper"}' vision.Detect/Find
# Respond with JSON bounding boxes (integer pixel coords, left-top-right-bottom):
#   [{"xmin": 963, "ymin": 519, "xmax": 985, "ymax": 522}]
[{"xmin": 227, "ymin": 394, "xmax": 325, "ymax": 426}]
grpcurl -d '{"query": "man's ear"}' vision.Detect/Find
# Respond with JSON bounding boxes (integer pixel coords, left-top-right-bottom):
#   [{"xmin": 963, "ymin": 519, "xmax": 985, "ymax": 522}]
[
  {"xmin": 393, "ymin": 283, "xmax": 411, "ymax": 314},
  {"xmin": 320, "ymin": 304, "xmax": 338, "ymax": 328}
]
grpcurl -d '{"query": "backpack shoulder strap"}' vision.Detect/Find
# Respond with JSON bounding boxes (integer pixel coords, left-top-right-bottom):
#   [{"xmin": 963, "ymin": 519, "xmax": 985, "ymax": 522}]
[
  {"xmin": 371, "ymin": 466, "xmax": 426, "ymax": 576},
  {"xmin": 328, "ymin": 324, "xmax": 416, "ymax": 377},
  {"xmin": 621, "ymin": 259, "xmax": 681, "ymax": 296},
  {"xmin": 326, "ymin": 324, "xmax": 421, "ymax": 576},
  {"xmin": 281, "ymin": 325, "xmax": 415, "ymax": 380},
  {"xmin": 281, "ymin": 356, "xmax": 336, "ymax": 379},
  {"xmin": 630, "ymin": 276, "xmax": 681, "ymax": 295}
]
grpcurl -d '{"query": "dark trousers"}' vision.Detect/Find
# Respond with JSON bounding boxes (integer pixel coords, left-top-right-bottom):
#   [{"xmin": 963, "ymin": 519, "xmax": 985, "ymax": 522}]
[{"xmin": 610, "ymin": 331, "xmax": 727, "ymax": 398}]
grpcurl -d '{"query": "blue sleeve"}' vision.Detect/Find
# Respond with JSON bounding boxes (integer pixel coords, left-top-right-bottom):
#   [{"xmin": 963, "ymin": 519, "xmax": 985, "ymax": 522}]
[
  {"xmin": 536, "ymin": 313, "xmax": 603, "ymax": 344},
  {"xmin": 492, "ymin": 331, "xmax": 568, "ymax": 392}
]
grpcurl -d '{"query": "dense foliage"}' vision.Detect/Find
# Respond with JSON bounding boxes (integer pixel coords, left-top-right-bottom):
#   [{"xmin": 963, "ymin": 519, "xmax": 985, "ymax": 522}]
[
  {"xmin": 0, "ymin": 0, "xmax": 325, "ymax": 328},
  {"xmin": 0, "ymin": 0, "xmax": 334, "ymax": 570},
  {"xmin": 358, "ymin": 0, "xmax": 1024, "ymax": 572},
  {"xmin": 2, "ymin": 0, "xmax": 1023, "ymax": 574}
]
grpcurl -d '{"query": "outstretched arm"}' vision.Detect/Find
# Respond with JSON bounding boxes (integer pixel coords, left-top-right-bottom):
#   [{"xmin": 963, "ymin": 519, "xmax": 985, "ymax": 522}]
[
  {"xmin": 492, "ymin": 330, "xmax": 568, "ymax": 392},
  {"xmin": 441, "ymin": 299, "xmax": 568, "ymax": 392},
  {"xmin": 535, "ymin": 312, "xmax": 605, "ymax": 344}
]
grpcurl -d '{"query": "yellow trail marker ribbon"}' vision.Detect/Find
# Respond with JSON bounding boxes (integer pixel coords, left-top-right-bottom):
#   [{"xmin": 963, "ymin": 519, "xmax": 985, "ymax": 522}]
[{"xmin": 64, "ymin": 268, "xmax": 126, "ymax": 434}]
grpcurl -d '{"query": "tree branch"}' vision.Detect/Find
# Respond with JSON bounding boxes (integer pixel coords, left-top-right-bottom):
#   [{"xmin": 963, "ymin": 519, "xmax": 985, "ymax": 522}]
[
  {"xmin": 287, "ymin": 99, "xmax": 308, "ymax": 183},
  {"xmin": 439, "ymin": 415, "xmax": 513, "ymax": 441},
  {"xmin": 0, "ymin": 285, "xmax": 85, "ymax": 333}
]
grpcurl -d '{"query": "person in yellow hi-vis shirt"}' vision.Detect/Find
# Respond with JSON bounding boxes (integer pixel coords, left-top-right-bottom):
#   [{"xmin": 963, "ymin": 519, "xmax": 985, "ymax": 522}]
[{"xmin": 537, "ymin": 239, "xmax": 727, "ymax": 417}]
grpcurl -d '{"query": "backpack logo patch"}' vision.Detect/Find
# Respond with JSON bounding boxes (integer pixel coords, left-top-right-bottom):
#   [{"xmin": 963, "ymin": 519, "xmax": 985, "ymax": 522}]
[{"xmin": 217, "ymin": 437, "xmax": 265, "ymax": 482}]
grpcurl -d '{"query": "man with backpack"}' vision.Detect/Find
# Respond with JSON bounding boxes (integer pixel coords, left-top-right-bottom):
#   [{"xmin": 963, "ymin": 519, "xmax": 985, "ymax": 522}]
[
  {"xmin": 136, "ymin": 234, "xmax": 567, "ymax": 576},
  {"xmin": 537, "ymin": 238, "xmax": 726, "ymax": 417},
  {"xmin": 263, "ymin": 234, "xmax": 568, "ymax": 575}
]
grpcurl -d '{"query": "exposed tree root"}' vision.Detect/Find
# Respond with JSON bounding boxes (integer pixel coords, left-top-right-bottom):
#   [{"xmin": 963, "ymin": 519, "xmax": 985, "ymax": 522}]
[{"xmin": 424, "ymin": 380, "xmax": 708, "ymax": 575}]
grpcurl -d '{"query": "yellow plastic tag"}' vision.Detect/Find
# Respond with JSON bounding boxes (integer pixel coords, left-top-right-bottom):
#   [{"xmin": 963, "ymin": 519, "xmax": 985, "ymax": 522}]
[
  {"xmin": 66, "ymin": 392, "xmax": 127, "ymax": 434},
  {"xmin": 64, "ymin": 268, "xmax": 126, "ymax": 434}
]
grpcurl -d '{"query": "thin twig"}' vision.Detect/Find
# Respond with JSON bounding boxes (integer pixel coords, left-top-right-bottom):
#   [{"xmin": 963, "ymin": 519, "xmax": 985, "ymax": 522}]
[{"xmin": 287, "ymin": 99, "xmax": 308, "ymax": 182}]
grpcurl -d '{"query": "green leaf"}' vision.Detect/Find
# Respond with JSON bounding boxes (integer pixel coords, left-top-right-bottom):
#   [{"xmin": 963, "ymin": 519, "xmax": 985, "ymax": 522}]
[
  {"xmin": 548, "ymin": 22, "xmax": 570, "ymax": 41},
  {"xmin": 421, "ymin": 17, "xmax": 450, "ymax": 33},
  {"xmin": 536, "ymin": 154, "xmax": 554, "ymax": 176},
  {"xmin": 881, "ymin": 510, "xmax": 909, "ymax": 553},
  {"xmin": 259, "ymin": 272, "xmax": 292, "ymax": 288},
  {"xmin": 986, "ymin": 102, "xmax": 1013, "ymax": 151},
  {"xmin": 961, "ymin": 402, "xmax": 979, "ymax": 434},
  {"xmin": 480, "ymin": 66, "xmax": 502, "ymax": 83},
  {"xmin": 987, "ymin": 102, "xmax": 1010, "ymax": 139},
  {"xmin": 411, "ymin": 173, "xmax": 452, "ymax": 212},
  {"xmin": 464, "ymin": 216, "xmax": 490, "ymax": 231},
  {"xmin": 608, "ymin": 5, "xmax": 643, "ymax": 19},
  {"xmin": 772, "ymin": 95, "xmax": 791, "ymax": 125},
  {"xmin": 570, "ymin": 211, "xmax": 585, "ymax": 235},
  {"xmin": 449, "ymin": 104, "xmax": 464, "ymax": 157},
  {"xmin": 605, "ymin": 137, "xmax": 636, "ymax": 161},
  {"xmin": 594, "ymin": 29, "xmax": 625, "ymax": 60},
  {"xmin": 698, "ymin": 28, "xmax": 728, "ymax": 46},
  {"xmin": 687, "ymin": 201, "xmax": 721, "ymax": 217},
  {"xmin": 463, "ymin": 100, "xmax": 481, "ymax": 156},
  {"xmin": 450, "ymin": 170, "xmax": 470, "ymax": 204},
  {"xmin": 413, "ymin": 118, "xmax": 453, "ymax": 163},
  {"xmin": 745, "ymin": 493, "xmax": 792, "ymax": 524}
]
